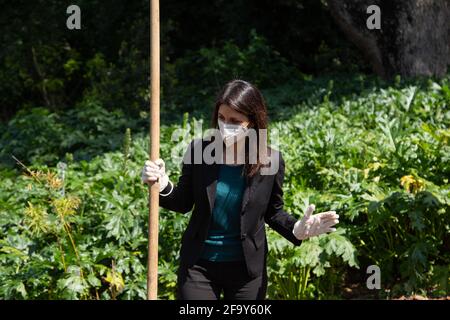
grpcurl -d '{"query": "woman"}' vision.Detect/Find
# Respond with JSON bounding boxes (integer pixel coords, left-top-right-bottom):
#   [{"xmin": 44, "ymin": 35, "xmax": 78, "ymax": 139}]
[{"xmin": 141, "ymin": 79, "xmax": 339, "ymax": 300}]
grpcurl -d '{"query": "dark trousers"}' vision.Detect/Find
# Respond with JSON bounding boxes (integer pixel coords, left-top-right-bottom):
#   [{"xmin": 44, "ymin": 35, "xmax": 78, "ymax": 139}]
[{"xmin": 177, "ymin": 259, "xmax": 267, "ymax": 300}]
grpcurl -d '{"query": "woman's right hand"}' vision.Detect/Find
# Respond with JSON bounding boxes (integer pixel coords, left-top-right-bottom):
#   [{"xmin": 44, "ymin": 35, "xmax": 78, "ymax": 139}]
[{"xmin": 141, "ymin": 159, "xmax": 169, "ymax": 192}]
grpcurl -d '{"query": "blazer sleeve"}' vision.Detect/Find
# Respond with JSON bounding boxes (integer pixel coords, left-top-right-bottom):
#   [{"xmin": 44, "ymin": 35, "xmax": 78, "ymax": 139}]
[
  {"xmin": 264, "ymin": 151, "xmax": 302, "ymax": 246},
  {"xmin": 158, "ymin": 140, "xmax": 196, "ymax": 214}
]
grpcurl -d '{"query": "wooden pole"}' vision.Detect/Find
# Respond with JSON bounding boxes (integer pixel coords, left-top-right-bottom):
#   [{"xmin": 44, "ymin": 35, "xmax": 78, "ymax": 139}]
[{"xmin": 147, "ymin": 0, "xmax": 160, "ymax": 300}]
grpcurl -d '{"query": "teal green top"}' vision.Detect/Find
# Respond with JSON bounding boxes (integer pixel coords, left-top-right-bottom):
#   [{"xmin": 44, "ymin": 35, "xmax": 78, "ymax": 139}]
[{"xmin": 200, "ymin": 164, "xmax": 246, "ymax": 262}]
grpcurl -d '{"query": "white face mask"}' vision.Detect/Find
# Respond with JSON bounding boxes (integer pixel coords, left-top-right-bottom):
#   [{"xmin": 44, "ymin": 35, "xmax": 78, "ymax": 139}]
[{"xmin": 218, "ymin": 119, "xmax": 248, "ymax": 147}]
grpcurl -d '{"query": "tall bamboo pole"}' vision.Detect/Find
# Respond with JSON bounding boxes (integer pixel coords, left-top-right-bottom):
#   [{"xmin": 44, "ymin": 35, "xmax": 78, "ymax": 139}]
[{"xmin": 147, "ymin": 0, "xmax": 160, "ymax": 300}]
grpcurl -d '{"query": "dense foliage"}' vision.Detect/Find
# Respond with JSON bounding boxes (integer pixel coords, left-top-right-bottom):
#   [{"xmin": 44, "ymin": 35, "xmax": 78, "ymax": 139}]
[
  {"xmin": 0, "ymin": 0, "xmax": 364, "ymax": 121},
  {"xmin": 1, "ymin": 72, "xmax": 448, "ymax": 299},
  {"xmin": 1, "ymin": 1, "xmax": 448, "ymax": 300}
]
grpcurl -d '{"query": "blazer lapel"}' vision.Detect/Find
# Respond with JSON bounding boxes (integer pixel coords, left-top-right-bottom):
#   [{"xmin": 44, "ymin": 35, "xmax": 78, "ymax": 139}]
[
  {"xmin": 241, "ymin": 172, "xmax": 263, "ymax": 214},
  {"xmin": 205, "ymin": 163, "xmax": 220, "ymax": 215}
]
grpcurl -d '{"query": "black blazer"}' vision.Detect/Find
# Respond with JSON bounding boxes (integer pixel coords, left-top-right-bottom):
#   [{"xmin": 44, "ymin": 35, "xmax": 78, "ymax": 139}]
[{"xmin": 159, "ymin": 138, "xmax": 302, "ymax": 278}]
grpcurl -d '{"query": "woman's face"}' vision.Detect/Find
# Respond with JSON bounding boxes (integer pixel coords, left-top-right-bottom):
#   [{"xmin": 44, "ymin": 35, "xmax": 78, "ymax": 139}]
[{"xmin": 218, "ymin": 104, "xmax": 250, "ymax": 128}]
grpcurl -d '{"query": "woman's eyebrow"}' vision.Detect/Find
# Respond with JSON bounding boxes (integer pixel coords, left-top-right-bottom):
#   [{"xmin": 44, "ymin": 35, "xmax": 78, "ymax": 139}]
[{"xmin": 218, "ymin": 113, "xmax": 244, "ymax": 122}]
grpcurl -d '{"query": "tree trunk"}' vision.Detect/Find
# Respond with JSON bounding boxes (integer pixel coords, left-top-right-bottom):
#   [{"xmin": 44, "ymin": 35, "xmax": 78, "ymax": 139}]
[{"xmin": 327, "ymin": 0, "xmax": 449, "ymax": 79}]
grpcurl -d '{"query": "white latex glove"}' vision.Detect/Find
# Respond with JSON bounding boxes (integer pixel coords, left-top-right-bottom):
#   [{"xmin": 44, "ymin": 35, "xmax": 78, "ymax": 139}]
[
  {"xmin": 293, "ymin": 204, "xmax": 339, "ymax": 240},
  {"xmin": 141, "ymin": 159, "xmax": 170, "ymax": 193}
]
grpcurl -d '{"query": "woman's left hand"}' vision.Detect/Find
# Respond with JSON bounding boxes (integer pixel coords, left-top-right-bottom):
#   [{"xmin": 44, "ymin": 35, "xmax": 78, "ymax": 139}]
[{"xmin": 293, "ymin": 204, "xmax": 339, "ymax": 240}]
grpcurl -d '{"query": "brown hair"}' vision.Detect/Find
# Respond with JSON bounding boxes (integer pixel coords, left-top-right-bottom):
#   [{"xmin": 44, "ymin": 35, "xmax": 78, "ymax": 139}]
[{"xmin": 211, "ymin": 79, "xmax": 269, "ymax": 178}]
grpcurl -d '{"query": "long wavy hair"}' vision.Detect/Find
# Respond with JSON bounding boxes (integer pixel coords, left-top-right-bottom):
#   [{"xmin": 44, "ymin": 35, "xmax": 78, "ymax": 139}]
[{"xmin": 211, "ymin": 79, "xmax": 269, "ymax": 178}]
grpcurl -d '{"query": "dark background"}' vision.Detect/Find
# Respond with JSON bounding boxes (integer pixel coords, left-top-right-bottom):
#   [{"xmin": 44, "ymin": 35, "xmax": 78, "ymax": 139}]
[{"xmin": 0, "ymin": 0, "xmax": 367, "ymax": 122}]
